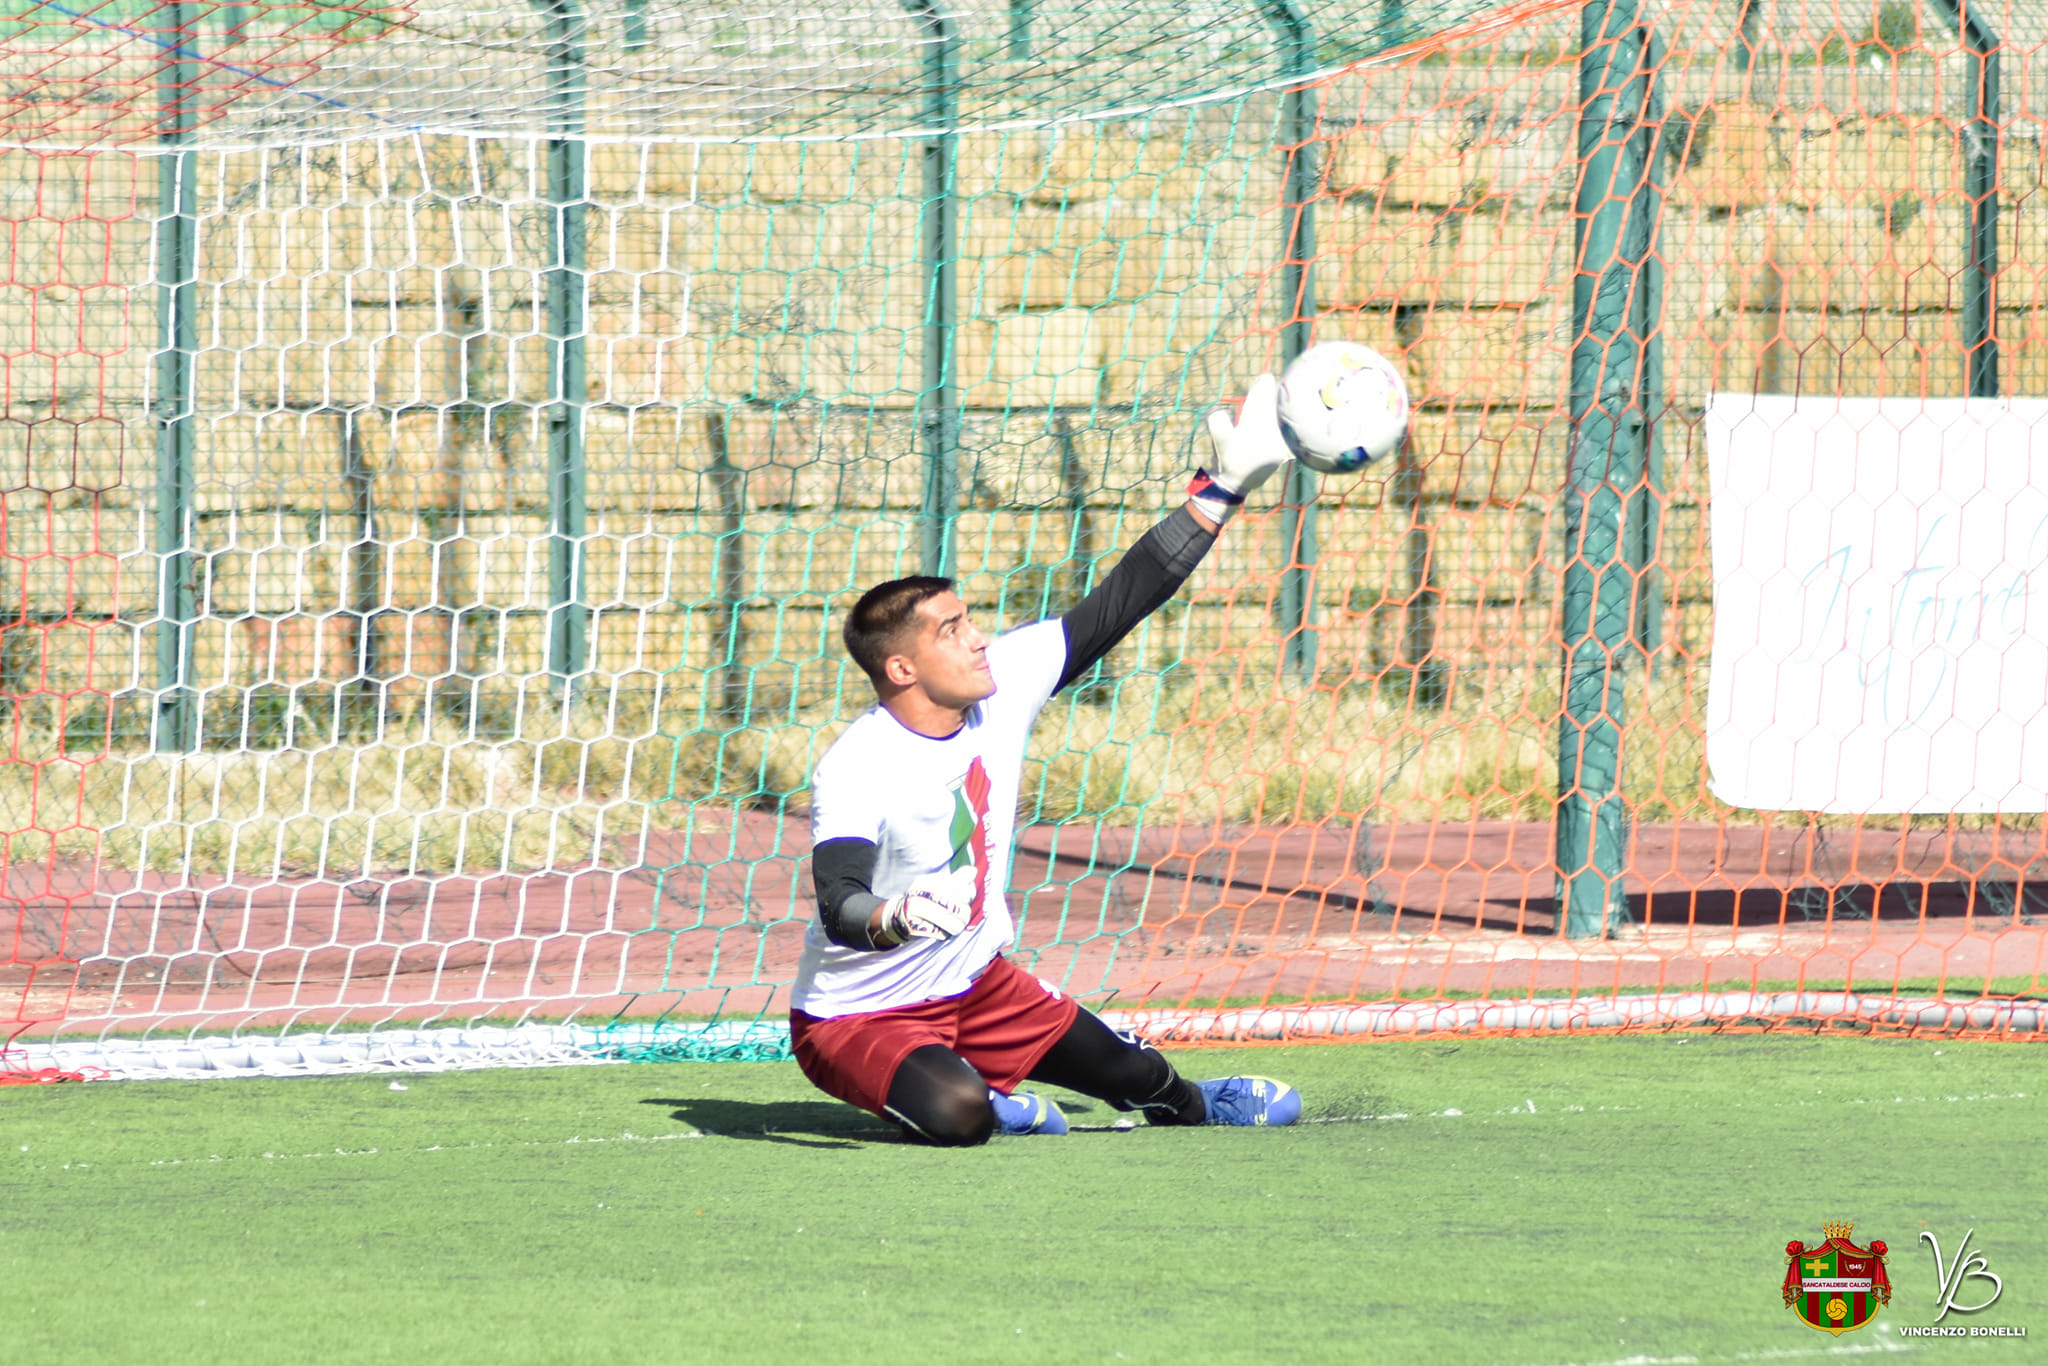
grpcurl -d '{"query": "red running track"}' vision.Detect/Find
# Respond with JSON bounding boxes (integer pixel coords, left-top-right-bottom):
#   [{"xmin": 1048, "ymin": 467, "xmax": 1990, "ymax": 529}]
[{"xmin": 6, "ymin": 816, "xmax": 2046, "ymax": 1035}]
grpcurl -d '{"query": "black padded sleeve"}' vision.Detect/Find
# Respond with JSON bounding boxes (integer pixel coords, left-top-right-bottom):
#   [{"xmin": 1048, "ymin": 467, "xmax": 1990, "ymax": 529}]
[
  {"xmin": 1056, "ymin": 504, "xmax": 1217, "ymax": 694},
  {"xmin": 812, "ymin": 836, "xmax": 891, "ymax": 951}
]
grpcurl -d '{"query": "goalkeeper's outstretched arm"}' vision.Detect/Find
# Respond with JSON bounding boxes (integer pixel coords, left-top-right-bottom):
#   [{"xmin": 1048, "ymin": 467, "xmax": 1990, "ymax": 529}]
[
  {"xmin": 1056, "ymin": 374, "xmax": 1291, "ymax": 694},
  {"xmin": 1056, "ymin": 507, "xmax": 1214, "ymax": 693}
]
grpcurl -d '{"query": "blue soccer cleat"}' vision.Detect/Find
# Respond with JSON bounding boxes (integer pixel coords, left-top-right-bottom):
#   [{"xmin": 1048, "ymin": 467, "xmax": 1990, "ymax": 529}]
[
  {"xmin": 988, "ymin": 1088, "xmax": 1069, "ymax": 1136},
  {"xmin": 1197, "ymin": 1076, "xmax": 1302, "ymax": 1127}
]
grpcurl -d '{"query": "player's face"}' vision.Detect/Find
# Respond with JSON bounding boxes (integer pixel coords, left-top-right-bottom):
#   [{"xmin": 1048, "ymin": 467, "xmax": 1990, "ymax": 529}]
[{"xmin": 897, "ymin": 591, "xmax": 995, "ymax": 708}]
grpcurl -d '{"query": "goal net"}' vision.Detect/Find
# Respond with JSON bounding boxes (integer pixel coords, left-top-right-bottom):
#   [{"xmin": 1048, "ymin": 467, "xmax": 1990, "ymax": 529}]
[{"xmin": 5, "ymin": 0, "xmax": 2047, "ymax": 1079}]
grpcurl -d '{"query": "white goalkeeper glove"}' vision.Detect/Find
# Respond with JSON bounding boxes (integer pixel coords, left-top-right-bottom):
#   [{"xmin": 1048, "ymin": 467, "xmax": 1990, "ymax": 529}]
[
  {"xmin": 878, "ymin": 867, "xmax": 978, "ymax": 945},
  {"xmin": 1189, "ymin": 373, "xmax": 1293, "ymax": 527}
]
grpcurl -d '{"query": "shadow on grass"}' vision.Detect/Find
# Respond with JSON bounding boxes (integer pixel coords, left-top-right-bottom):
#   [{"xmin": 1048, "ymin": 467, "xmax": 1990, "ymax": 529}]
[{"xmin": 642, "ymin": 1096, "xmax": 899, "ymax": 1148}]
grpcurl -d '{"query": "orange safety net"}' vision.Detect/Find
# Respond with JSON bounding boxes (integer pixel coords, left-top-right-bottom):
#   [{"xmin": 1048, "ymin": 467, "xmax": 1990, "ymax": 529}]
[{"xmin": 4, "ymin": 1, "xmax": 2047, "ymax": 1075}]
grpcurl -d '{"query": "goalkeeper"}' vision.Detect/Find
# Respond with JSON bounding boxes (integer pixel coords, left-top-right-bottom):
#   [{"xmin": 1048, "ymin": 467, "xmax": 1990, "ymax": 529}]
[{"xmin": 794, "ymin": 379, "xmax": 1304, "ymax": 1145}]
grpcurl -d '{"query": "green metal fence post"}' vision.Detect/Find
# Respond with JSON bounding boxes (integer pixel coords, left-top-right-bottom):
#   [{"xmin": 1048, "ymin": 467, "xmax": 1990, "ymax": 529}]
[
  {"xmin": 1631, "ymin": 29, "xmax": 1668, "ymax": 663},
  {"xmin": 704, "ymin": 410, "xmax": 748, "ymax": 723},
  {"xmin": 1006, "ymin": 0, "xmax": 1032, "ymax": 61},
  {"xmin": 906, "ymin": 0, "xmax": 959, "ymax": 579},
  {"xmin": 342, "ymin": 412, "xmax": 382, "ymax": 735},
  {"xmin": 1557, "ymin": 0, "xmax": 1663, "ymax": 937},
  {"xmin": 1929, "ymin": 0, "xmax": 2001, "ymax": 398},
  {"xmin": 543, "ymin": 0, "xmax": 588, "ymax": 691},
  {"xmin": 1380, "ymin": 0, "xmax": 1411, "ymax": 47},
  {"xmin": 1733, "ymin": 0, "xmax": 1762, "ymax": 75},
  {"xmin": 1397, "ymin": 452, "xmax": 1444, "ymax": 706},
  {"xmin": 153, "ymin": 2, "xmax": 198, "ymax": 753},
  {"xmin": 1264, "ymin": 0, "xmax": 1319, "ymax": 685}
]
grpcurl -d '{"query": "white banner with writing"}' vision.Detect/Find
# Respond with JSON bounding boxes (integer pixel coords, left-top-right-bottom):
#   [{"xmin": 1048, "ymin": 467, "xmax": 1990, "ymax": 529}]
[{"xmin": 1705, "ymin": 395, "xmax": 2048, "ymax": 813}]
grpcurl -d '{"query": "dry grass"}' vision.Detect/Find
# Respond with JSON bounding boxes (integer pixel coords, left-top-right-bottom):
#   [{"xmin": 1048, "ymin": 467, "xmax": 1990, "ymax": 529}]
[
  {"xmin": 0, "ymin": 662, "xmax": 1721, "ymax": 879},
  {"xmin": 712, "ymin": 658, "xmax": 1715, "ymax": 829},
  {"xmin": 0, "ymin": 691, "xmax": 682, "ymax": 879}
]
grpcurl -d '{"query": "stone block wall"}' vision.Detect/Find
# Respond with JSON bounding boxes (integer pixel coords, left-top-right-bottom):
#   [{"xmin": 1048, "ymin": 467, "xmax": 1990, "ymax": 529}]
[{"xmin": 3, "ymin": 42, "xmax": 2042, "ymax": 740}]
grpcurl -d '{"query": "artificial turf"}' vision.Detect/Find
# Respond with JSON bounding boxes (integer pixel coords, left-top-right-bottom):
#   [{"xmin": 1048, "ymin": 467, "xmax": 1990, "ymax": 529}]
[{"xmin": 5, "ymin": 1035, "xmax": 2040, "ymax": 1365}]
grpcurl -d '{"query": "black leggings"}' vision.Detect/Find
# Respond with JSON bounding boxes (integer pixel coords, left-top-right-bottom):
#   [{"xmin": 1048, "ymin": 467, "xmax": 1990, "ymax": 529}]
[{"xmin": 882, "ymin": 1008, "xmax": 1205, "ymax": 1147}]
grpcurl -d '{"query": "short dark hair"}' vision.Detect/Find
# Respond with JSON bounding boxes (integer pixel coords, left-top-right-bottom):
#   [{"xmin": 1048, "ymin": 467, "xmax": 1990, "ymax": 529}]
[{"xmin": 844, "ymin": 576, "xmax": 953, "ymax": 685}]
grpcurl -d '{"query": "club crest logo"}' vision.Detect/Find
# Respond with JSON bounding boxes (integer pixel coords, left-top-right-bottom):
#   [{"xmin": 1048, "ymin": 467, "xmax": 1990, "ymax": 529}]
[{"xmin": 1783, "ymin": 1222, "xmax": 1891, "ymax": 1335}]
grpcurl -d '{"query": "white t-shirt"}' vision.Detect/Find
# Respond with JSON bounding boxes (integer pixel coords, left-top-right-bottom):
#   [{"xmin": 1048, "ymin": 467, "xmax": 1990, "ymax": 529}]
[{"xmin": 791, "ymin": 619, "xmax": 1068, "ymax": 1018}]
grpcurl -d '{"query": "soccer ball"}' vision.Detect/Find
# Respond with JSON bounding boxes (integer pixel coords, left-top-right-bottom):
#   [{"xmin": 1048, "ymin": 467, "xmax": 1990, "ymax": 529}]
[{"xmin": 1275, "ymin": 341, "xmax": 1410, "ymax": 474}]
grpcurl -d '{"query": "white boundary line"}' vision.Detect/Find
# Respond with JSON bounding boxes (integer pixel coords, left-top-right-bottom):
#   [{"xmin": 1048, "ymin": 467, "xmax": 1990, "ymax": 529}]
[
  {"xmin": 9, "ymin": 992, "xmax": 2043, "ymax": 1082},
  {"xmin": 1501, "ymin": 1339, "xmax": 1914, "ymax": 1366},
  {"xmin": 5, "ymin": 1022, "xmax": 777, "ymax": 1081}
]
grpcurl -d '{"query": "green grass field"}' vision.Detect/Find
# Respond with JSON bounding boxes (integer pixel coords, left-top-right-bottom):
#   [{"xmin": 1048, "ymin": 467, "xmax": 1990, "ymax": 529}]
[{"xmin": 6, "ymin": 1036, "xmax": 2040, "ymax": 1365}]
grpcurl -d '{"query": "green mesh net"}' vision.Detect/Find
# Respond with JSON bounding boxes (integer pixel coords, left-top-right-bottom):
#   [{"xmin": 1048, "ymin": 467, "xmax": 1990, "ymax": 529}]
[{"xmin": 14, "ymin": 0, "xmax": 2048, "ymax": 1081}]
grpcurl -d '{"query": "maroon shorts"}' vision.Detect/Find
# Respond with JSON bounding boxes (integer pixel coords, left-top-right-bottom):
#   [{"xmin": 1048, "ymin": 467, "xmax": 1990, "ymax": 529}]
[{"xmin": 789, "ymin": 956, "xmax": 1081, "ymax": 1118}]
